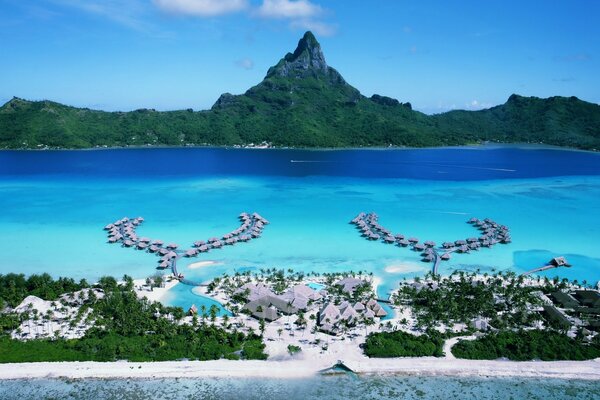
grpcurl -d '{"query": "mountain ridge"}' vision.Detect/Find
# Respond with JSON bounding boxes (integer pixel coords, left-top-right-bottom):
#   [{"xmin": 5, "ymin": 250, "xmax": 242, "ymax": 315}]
[{"xmin": 1, "ymin": 31, "xmax": 599, "ymax": 150}]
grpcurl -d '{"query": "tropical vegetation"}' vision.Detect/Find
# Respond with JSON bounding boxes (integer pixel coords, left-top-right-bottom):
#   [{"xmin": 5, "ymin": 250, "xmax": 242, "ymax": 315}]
[
  {"xmin": 1, "ymin": 32, "xmax": 598, "ymax": 150},
  {"xmin": 363, "ymin": 330, "xmax": 445, "ymax": 358},
  {"xmin": 451, "ymin": 330, "xmax": 600, "ymax": 361},
  {"xmin": 0, "ymin": 274, "xmax": 267, "ymax": 363}
]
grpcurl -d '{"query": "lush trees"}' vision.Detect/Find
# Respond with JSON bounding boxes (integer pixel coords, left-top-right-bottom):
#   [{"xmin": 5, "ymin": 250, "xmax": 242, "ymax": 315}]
[
  {"xmin": 452, "ymin": 330, "xmax": 600, "ymax": 361},
  {"xmin": 0, "ymin": 275, "xmax": 268, "ymax": 362},
  {"xmin": 2, "ymin": 84, "xmax": 598, "ymax": 150},
  {"xmin": 392, "ymin": 271, "xmax": 542, "ymax": 330},
  {"xmin": 0, "ymin": 273, "xmax": 89, "ymax": 308},
  {"xmin": 364, "ymin": 330, "xmax": 444, "ymax": 358}
]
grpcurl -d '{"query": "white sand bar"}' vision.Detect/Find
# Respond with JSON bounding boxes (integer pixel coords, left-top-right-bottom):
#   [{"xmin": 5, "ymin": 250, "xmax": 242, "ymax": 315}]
[{"xmin": 0, "ymin": 358, "xmax": 599, "ymax": 380}]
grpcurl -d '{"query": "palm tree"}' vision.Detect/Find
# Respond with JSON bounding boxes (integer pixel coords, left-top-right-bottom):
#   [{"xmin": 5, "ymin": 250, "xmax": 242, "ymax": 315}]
[
  {"xmin": 222, "ymin": 314, "xmax": 230, "ymax": 329},
  {"xmin": 209, "ymin": 304, "xmax": 218, "ymax": 324},
  {"xmin": 259, "ymin": 319, "xmax": 266, "ymax": 337},
  {"xmin": 200, "ymin": 305, "xmax": 207, "ymax": 326}
]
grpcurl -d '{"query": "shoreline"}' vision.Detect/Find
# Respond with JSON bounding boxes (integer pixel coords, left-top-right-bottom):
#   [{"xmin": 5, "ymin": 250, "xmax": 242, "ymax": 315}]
[
  {"xmin": 1, "ymin": 143, "xmax": 598, "ymax": 154},
  {"xmin": 0, "ymin": 357, "xmax": 598, "ymax": 381}
]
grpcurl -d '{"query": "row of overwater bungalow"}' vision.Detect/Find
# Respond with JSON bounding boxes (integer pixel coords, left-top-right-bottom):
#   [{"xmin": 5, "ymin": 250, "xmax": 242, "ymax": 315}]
[
  {"xmin": 104, "ymin": 212, "xmax": 269, "ymax": 273},
  {"xmin": 350, "ymin": 212, "xmax": 511, "ymax": 265}
]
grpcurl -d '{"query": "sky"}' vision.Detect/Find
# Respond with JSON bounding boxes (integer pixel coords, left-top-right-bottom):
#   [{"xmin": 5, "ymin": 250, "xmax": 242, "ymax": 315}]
[{"xmin": 0, "ymin": 0, "xmax": 598, "ymax": 114}]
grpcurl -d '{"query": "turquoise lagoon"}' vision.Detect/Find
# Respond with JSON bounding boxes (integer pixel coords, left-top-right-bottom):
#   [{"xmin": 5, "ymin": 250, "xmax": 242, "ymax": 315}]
[{"xmin": 1, "ymin": 147, "xmax": 600, "ymax": 314}]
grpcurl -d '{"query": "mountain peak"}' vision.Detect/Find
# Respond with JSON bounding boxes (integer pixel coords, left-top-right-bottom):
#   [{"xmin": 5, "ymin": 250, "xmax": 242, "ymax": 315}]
[
  {"xmin": 285, "ymin": 31, "xmax": 324, "ymax": 65},
  {"xmin": 266, "ymin": 31, "xmax": 337, "ymax": 81}
]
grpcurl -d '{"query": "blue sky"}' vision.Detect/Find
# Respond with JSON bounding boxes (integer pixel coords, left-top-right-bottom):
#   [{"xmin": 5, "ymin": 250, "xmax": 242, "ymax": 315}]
[{"xmin": 0, "ymin": 0, "xmax": 598, "ymax": 114}]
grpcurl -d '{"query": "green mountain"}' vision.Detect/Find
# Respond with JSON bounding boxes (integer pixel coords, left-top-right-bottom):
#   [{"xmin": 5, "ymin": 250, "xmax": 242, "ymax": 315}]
[{"xmin": 1, "ymin": 31, "xmax": 599, "ymax": 150}]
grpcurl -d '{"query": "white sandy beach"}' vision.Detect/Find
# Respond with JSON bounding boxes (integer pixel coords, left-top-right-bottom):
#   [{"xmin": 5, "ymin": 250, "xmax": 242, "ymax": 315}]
[
  {"xmin": 133, "ymin": 277, "xmax": 180, "ymax": 303},
  {"xmin": 384, "ymin": 262, "xmax": 427, "ymax": 274},
  {"xmin": 0, "ymin": 357, "xmax": 598, "ymax": 380},
  {"xmin": 187, "ymin": 260, "xmax": 221, "ymax": 270}
]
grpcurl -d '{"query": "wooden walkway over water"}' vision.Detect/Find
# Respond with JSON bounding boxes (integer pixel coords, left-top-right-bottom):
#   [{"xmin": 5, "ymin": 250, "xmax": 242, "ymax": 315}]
[
  {"xmin": 350, "ymin": 213, "xmax": 511, "ymax": 276},
  {"xmin": 104, "ymin": 213, "xmax": 269, "ymax": 286}
]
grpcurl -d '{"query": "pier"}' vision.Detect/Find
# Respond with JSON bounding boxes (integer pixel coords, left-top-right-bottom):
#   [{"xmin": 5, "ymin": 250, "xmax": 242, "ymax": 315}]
[
  {"xmin": 521, "ymin": 256, "xmax": 572, "ymax": 276},
  {"xmin": 350, "ymin": 213, "xmax": 511, "ymax": 275},
  {"xmin": 104, "ymin": 212, "xmax": 269, "ymax": 286}
]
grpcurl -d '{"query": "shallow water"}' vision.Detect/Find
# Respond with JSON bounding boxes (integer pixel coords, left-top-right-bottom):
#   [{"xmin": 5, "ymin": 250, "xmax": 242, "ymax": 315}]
[
  {"xmin": 1, "ymin": 147, "xmax": 599, "ymax": 313},
  {"xmin": 0, "ymin": 375, "xmax": 597, "ymax": 400}
]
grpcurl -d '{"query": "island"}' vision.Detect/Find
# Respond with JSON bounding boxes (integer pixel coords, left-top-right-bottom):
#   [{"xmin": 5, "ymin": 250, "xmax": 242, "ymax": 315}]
[{"xmin": 1, "ymin": 32, "xmax": 599, "ymax": 151}]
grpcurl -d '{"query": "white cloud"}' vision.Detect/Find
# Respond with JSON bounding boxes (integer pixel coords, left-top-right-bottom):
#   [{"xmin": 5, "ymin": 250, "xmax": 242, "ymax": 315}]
[
  {"xmin": 465, "ymin": 100, "xmax": 492, "ymax": 110},
  {"xmin": 257, "ymin": 0, "xmax": 322, "ymax": 19},
  {"xmin": 235, "ymin": 58, "xmax": 255, "ymax": 70},
  {"xmin": 153, "ymin": 0, "xmax": 248, "ymax": 17},
  {"xmin": 290, "ymin": 19, "xmax": 336, "ymax": 36}
]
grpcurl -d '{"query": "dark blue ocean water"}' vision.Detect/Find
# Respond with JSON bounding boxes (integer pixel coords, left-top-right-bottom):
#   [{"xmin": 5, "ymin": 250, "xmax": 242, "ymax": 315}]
[{"xmin": 1, "ymin": 146, "xmax": 599, "ymax": 180}]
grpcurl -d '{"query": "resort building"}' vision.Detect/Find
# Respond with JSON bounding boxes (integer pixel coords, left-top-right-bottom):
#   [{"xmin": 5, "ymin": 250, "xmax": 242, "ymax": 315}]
[
  {"xmin": 335, "ymin": 277, "xmax": 368, "ymax": 295},
  {"xmin": 241, "ymin": 284, "xmax": 322, "ymax": 321}
]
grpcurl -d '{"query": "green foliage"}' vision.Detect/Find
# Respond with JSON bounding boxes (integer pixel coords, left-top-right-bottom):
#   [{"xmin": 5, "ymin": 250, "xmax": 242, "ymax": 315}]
[
  {"xmin": 0, "ymin": 275, "xmax": 268, "ymax": 363},
  {"xmin": 364, "ymin": 330, "xmax": 444, "ymax": 358},
  {"xmin": 287, "ymin": 344, "xmax": 301, "ymax": 355},
  {"xmin": 0, "ymin": 273, "xmax": 89, "ymax": 308},
  {"xmin": 452, "ymin": 330, "xmax": 600, "ymax": 361},
  {"xmin": 1, "ymin": 71, "xmax": 598, "ymax": 150},
  {"xmin": 242, "ymin": 339, "xmax": 268, "ymax": 360},
  {"xmin": 393, "ymin": 271, "xmax": 542, "ymax": 330}
]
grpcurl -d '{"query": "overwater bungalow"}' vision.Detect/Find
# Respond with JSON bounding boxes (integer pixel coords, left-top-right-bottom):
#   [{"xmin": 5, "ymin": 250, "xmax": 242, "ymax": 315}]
[
  {"xmin": 408, "ymin": 237, "xmax": 419, "ymax": 243},
  {"xmin": 148, "ymin": 245, "xmax": 159, "ymax": 253},
  {"xmin": 457, "ymin": 245, "xmax": 470, "ymax": 253},
  {"xmin": 455, "ymin": 239, "xmax": 467, "ymax": 246},
  {"xmin": 158, "ymin": 261, "xmax": 170, "ymax": 269},
  {"xmin": 549, "ymin": 256, "xmax": 571, "ymax": 267},
  {"xmin": 158, "ymin": 248, "xmax": 169, "ymax": 256},
  {"xmin": 184, "ymin": 249, "xmax": 198, "ymax": 257},
  {"xmin": 104, "ymin": 224, "xmax": 114, "ymax": 230},
  {"xmin": 152, "ymin": 240, "xmax": 164, "ymax": 246},
  {"xmin": 413, "ymin": 243, "xmax": 426, "ymax": 251},
  {"xmin": 424, "ymin": 240, "xmax": 436, "ymax": 247},
  {"xmin": 442, "ymin": 242, "xmax": 454, "ymax": 249},
  {"xmin": 423, "ymin": 254, "xmax": 434, "ymax": 262},
  {"xmin": 136, "ymin": 242, "xmax": 148, "ymax": 250},
  {"xmin": 469, "ymin": 241, "xmax": 480, "ymax": 248},
  {"xmin": 441, "ymin": 253, "xmax": 451, "ymax": 260},
  {"xmin": 398, "ymin": 239, "xmax": 410, "ymax": 247},
  {"xmin": 108, "ymin": 237, "xmax": 118, "ymax": 243},
  {"xmin": 123, "ymin": 240, "xmax": 134, "ymax": 247},
  {"xmin": 166, "ymin": 243, "xmax": 179, "ymax": 249},
  {"xmin": 384, "ymin": 235, "xmax": 395, "ymax": 243}
]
